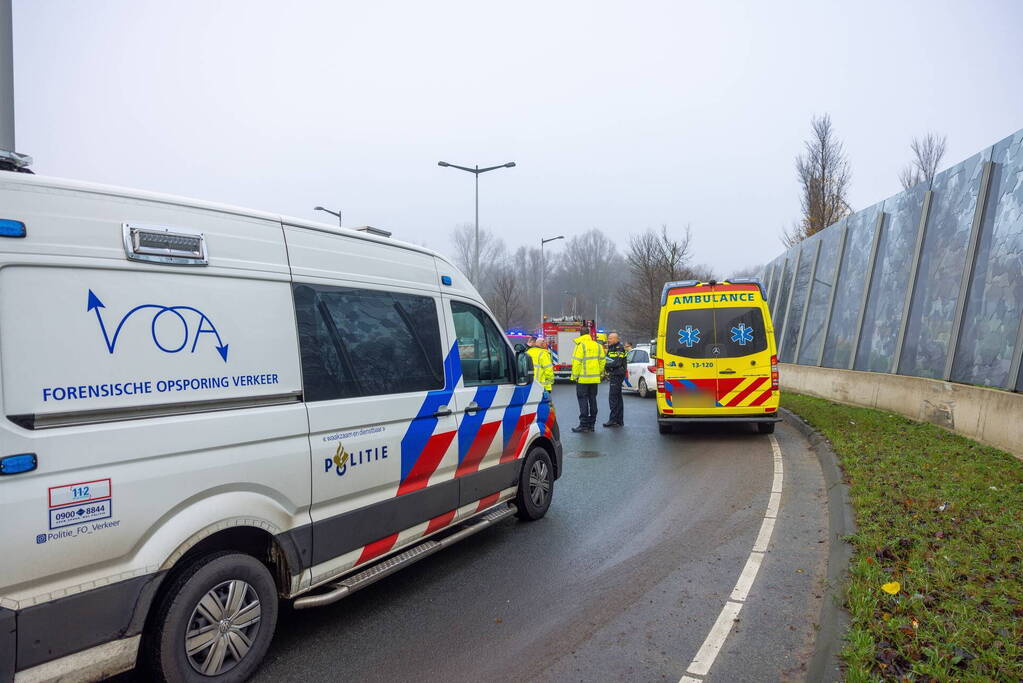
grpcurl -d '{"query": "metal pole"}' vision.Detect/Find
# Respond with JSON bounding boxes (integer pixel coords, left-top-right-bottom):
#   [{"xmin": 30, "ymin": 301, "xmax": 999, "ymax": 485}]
[
  {"xmin": 850, "ymin": 210, "xmax": 886, "ymax": 370},
  {"xmin": 0, "ymin": 0, "xmax": 14, "ymax": 152},
  {"xmin": 793, "ymin": 239, "xmax": 821, "ymax": 364},
  {"xmin": 539, "ymin": 238, "xmax": 545, "ymax": 334},
  {"xmin": 474, "ymin": 166, "xmax": 479, "ymax": 285},
  {"xmin": 945, "ymin": 160, "xmax": 994, "ymax": 381},
  {"xmin": 892, "ymin": 190, "xmax": 933, "ymax": 375},
  {"xmin": 778, "ymin": 245, "xmax": 803, "ymax": 358},
  {"xmin": 818, "ymin": 220, "xmax": 848, "ymax": 367}
]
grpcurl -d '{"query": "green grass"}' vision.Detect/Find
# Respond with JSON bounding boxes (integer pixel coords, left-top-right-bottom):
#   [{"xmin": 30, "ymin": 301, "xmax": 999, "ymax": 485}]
[{"xmin": 782, "ymin": 393, "xmax": 1023, "ymax": 682}]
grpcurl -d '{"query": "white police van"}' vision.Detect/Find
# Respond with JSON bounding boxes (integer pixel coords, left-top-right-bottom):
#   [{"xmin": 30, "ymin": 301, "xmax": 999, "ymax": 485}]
[{"xmin": 0, "ymin": 172, "xmax": 562, "ymax": 682}]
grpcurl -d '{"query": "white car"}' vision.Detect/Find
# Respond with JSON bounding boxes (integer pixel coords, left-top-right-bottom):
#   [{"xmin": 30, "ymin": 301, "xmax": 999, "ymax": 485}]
[{"xmin": 622, "ymin": 345, "xmax": 656, "ymax": 398}]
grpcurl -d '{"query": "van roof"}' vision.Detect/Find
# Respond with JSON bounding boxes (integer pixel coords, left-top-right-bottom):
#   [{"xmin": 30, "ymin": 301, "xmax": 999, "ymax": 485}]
[
  {"xmin": 659, "ymin": 278, "xmax": 766, "ymax": 306},
  {"xmin": 0, "ymin": 171, "xmax": 455, "ymax": 267}
]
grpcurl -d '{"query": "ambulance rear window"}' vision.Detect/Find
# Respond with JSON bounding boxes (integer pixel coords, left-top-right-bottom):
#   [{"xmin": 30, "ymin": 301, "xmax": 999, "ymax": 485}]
[
  {"xmin": 664, "ymin": 309, "xmax": 714, "ymax": 358},
  {"xmin": 717, "ymin": 307, "xmax": 767, "ymax": 356}
]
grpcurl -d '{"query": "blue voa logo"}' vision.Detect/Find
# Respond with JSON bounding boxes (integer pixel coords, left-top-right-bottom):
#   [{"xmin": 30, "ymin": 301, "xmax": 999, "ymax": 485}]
[
  {"xmin": 324, "ymin": 442, "xmax": 389, "ymax": 477},
  {"xmin": 87, "ymin": 289, "xmax": 229, "ymax": 362}
]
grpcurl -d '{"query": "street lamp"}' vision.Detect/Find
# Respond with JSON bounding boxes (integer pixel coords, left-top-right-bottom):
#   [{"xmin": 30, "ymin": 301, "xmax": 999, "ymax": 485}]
[
  {"xmin": 437, "ymin": 160, "xmax": 516, "ymax": 284},
  {"xmin": 314, "ymin": 206, "xmax": 342, "ymax": 227},
  {"xmin": 540, "ymin": 235, "xmax": 564, "ymax": 334}
]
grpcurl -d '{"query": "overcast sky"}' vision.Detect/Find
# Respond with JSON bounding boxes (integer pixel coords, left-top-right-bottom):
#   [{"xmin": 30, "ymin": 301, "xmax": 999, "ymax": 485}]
[{"xmin": 12, "ymin": 0, "xmax": 1023, "ymax": 274}]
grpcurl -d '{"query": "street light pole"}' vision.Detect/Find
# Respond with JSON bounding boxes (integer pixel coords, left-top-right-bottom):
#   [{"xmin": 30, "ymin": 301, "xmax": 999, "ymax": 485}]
[
  {"xmin": 540, "ymin": 235, "xmax": 564, "ymax": 335},
  {"xmin": 438, "ymin": 160, "xmax": 516, "ymax": 284},
  {"xmin": 314, "ymin": 206, "xmax": 342, "ymax": 227}
]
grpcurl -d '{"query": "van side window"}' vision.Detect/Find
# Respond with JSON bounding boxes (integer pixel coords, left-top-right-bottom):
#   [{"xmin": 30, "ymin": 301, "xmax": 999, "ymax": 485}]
[
  {"xmin": 450, "ymin": 301, "xmax": 512, "ymax": 385},
  {"xmin": 293, "ymin": 284, "xmax": 445, "ymax": 401}
]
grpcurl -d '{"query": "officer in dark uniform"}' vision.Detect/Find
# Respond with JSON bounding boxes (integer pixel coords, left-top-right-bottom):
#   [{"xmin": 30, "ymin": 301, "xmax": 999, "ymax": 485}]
[{"xmin": 603, "ymin": 332, "xmax": 627, "ymax": 427}]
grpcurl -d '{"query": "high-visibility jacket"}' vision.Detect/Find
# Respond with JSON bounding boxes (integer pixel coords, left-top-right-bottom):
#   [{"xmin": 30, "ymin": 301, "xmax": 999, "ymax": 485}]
[
  {"xmin": 526, "ymin": 346, "xmax": 555, "ymax": 390},
  {"xmin": 571, "ymin": 333, "xmax": 606, "ymax": 384}
]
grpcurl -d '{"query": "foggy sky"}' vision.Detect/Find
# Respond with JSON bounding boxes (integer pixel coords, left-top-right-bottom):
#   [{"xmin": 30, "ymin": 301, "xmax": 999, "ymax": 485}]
[{"xmin": 12, "ymin": 0, "xmax": 1023, "ymax": 274}]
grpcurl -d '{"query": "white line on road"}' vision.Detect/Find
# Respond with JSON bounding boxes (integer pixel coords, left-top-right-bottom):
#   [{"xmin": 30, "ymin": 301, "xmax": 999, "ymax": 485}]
[{"xmin": 679, "ymin": 433, "xmax": 784, "ymax": 682}]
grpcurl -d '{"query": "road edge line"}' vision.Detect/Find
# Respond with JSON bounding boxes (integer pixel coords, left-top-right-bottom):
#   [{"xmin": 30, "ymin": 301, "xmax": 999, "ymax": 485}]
[
  {"xmin": 780, "ymin": 406, "xmax": 857, "ymax": 683},
  {"xmin": 679, "ymin": 434, "xmax": 783, "ymax": 681}
]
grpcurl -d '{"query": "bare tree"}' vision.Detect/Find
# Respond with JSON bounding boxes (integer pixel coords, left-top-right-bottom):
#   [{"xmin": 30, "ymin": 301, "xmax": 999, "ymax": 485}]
[
  {"xmin": 485, "ymin": 261, "xmax": 526, "ymax": 329},
  {"xmin": 449, "ymin": 223, "xmax": 506, "ymax": 289},
  {"xmin": 899, "ymin": 132, "xmax": 947, "ymax": 190},
  {"xmin": 786, "ymin": 114, "xmax": 852, "ymax": 246},
  {"xmin": 617, "ymin": 225, "xmax": 697, "ymax": 338},
  {"xmin": 550, "ymin": 229, "xmax": 624, "ymax": 328}
]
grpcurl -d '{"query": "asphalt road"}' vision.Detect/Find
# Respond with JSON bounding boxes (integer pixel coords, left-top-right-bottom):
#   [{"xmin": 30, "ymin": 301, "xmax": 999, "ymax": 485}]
[{"xmin": 243, "ymin": 383, "xmax": 830, "ymax": 682}]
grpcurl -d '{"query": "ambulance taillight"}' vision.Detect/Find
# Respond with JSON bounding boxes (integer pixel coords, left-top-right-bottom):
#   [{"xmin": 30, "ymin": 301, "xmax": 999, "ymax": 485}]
[
  {"xmin": 771, "ymin": 354, "xmax": 779, "ymax": 390},
  {"xmin": 655, "ymin": 357, "xmax": 665, "ymax": 392}
]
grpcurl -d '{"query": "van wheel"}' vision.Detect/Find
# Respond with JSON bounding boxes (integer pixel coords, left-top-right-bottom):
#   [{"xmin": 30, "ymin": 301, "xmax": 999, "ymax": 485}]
[
  {"xmin": 144, "ymin": 551, "xmax": 278, "ymax": 682},
  {"xmin": 638, "ymin": 378, "xmax": 650, "ymax": 398},
  {"xmin": 658, "ymin": 422, "xmax": 672, "ymax": 434},
  {"xmin": 757, "ymin": 422, "xmax": 776, "ymax": 434},
  {"xmin": 516, "ymin": 446, "xmax": 554, "ymax": 521}
]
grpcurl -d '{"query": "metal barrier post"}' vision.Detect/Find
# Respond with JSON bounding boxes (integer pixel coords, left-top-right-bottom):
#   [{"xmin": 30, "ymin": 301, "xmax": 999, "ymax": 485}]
[
  {"xmin": 892, "ymin": 191, "xmax": 933, "ymax": 374},
  {"xmin": 850, "ymin": 210, "xmax": 886, "ymax": 369},
  {"xmin": 944, "ymin": 161, "xmax": 994, "ymax": 381},
  {"xmin": 778, "ymin": 244, "xmax": 803, "ymax": 357},
  {"xmin": 817, "ymin": 221, "xmax": 848, "ymax": 367},
  {"xmin": 793, "ymin": 239, "xmax": 821, "ymax": 364}
]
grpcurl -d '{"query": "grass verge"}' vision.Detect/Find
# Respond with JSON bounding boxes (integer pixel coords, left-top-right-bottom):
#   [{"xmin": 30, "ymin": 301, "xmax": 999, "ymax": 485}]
[{"xmin": 782, "ymin": 392, "xmax": 1023, "ymax": 682}]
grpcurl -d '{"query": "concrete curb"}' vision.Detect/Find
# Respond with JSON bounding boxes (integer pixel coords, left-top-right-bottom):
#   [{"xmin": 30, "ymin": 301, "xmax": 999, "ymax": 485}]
[{"xmin": 781, "ymin": 407, "xmax": 856, "ymax": 683}]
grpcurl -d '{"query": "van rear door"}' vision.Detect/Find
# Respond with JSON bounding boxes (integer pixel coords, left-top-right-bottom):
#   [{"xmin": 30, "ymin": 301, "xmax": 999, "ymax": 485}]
[
  {"xmin": 661, "ymin": 306, "xmax": 718, "ymax": 412},
  {"xmin": 712, "ymin": 302, "xmax": 774, "ymax": 413}
]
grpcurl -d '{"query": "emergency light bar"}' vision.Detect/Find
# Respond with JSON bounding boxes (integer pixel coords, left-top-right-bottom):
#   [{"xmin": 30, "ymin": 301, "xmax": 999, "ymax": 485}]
[{"xmin": 123, "ymin": 223, "xmax": 208, "ymax": 266}]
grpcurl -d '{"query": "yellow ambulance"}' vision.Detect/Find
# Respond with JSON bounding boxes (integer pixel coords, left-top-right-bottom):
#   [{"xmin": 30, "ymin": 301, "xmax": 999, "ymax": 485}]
[{"xmin": 654, "ymin": 279, "xmax": 781, "ymax": 434}]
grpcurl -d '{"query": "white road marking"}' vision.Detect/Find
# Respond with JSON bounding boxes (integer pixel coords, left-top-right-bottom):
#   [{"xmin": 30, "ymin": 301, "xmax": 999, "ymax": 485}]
[{"xmin": 679, "ymin": 433, "xmax": 784, "ymax": 682}]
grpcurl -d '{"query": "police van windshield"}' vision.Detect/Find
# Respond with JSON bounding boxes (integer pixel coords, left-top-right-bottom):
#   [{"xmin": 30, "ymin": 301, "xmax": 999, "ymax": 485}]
[{"xmin": 665, "ymin": 307, "xmax": 767, "ymax": 358}]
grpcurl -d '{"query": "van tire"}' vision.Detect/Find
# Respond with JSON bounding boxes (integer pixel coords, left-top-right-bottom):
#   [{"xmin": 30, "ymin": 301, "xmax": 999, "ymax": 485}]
[
  {"xmin": 658, "ymin": 422, "xmax": 672, "ymax": 434},
  {"xmin": 516, "ymin": 446, "xmax": 554, "ymax": 521},
  {"xmin": 638, "ymin": 378, "xmax": 650, "ymax": 398},
  {"xmin": 757, "ymin": 422, "xmax": 776, "ymax": 434},
  {"xmin": 143, "ymin": 551, "xmax": 278, "ymax": 683}
]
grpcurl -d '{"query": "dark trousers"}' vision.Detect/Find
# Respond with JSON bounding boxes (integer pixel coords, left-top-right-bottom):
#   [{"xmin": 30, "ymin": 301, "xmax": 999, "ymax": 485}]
[
  {"xmin": 576, "ymin": 383, "xmax": 599, "ymax": 428},
  {"xmin": 608, "ymin": 376, "xmax": 624, "ymax": 425}
]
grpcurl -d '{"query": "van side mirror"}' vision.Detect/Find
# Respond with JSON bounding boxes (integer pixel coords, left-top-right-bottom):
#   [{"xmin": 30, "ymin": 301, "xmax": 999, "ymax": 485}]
[{"xmin": 515, "ymin": 349, "xmax": 535, "ymax": 386}]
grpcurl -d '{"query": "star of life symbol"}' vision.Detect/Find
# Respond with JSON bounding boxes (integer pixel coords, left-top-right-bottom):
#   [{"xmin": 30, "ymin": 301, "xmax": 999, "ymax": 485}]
[
  {"xmin": 731, "ymin": 323, "xmax": 754, "ymax": 346},
  {"xmin": 678, "ymin": 325, "xmax": 701, "ymax": 348}
]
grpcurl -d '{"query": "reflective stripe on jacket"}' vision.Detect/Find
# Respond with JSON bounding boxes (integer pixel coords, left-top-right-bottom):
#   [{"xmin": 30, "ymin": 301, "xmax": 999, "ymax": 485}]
[
  {"xmin": 526, "ymin": 346, "xmax": 555, "ymax": 390},
  {"xmin": 571, "ymin": 334, "xmax": 606, "ymax": 384},
  {"xmin": 605, "ymin": 342, "xmax": 627, "ymax": 377}
]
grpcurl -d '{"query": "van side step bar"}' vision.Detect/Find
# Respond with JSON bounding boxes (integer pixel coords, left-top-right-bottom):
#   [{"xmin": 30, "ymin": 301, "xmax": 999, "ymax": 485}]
[{"xmin": 293, "ymin": 503, "xmax": 517, "ymax": 609}]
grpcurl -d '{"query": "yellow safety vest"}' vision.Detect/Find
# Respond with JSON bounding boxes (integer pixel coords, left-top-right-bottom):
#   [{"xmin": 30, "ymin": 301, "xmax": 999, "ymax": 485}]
[
  {"xmin": 526, "ymin": 346, "xmax": 555, "ymax": 390},
  {"xmin": 571, "ymin": 334, "xmax": 606, "ymax": 384}
]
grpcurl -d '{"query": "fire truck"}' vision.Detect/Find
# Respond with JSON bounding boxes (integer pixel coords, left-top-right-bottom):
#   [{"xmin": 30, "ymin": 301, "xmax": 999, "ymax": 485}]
[{"xmin": 542, "ymin": 316, "xmax": 602, "ymax": 380}]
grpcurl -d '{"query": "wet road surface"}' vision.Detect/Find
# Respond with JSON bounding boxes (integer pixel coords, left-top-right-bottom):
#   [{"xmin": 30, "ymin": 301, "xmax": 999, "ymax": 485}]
[{"xmin": 249, "ymin": 383, "xmax": 830, "ymax": 682}]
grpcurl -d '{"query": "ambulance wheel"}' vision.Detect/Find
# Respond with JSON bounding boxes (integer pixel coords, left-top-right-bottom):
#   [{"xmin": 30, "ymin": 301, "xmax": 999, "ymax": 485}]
[
  {"xmin": 638, "ymin": 378, "xmax": 650, "ymax": 398},
  {"xmin": 757, "ymin": 422, "xmax": 776, "ymax": 434},
  {"xmin": 658, "ymin": 422, "xmax": 672, "ymax": 434},
  {"xmin": 144, "ymin": 551, "xmax": 278, "ymax": 682},
  {"xmin": 516, "ymin": 446, "xmax": 554, "ymax": 521}
]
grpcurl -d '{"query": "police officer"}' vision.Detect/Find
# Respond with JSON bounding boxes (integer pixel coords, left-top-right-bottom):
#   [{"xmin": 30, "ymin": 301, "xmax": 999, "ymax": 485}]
[
  {"xmin": 526, "ymin": 336, "xmax": 555, "ymax": 393},
  {"xmin": 571, "ymin": 325, "xmax": 606, "ymax": 432},
  {"xmin": 603, "ymin": 332, "xmax": 627, "ymax": 427}
]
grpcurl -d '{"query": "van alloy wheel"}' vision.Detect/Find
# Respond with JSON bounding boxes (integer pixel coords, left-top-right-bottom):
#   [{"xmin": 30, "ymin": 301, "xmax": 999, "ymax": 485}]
[
  {"xmin": 528, "ymin": 459, "xmax": 551, "ymax": 507},
  {"xmin": 185, "ymin": 579, "xmax": 262, "ymax": 676}
]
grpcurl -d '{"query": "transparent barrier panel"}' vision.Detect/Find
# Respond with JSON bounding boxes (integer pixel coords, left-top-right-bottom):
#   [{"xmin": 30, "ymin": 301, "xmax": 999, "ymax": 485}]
[
  {"xmin": 899, "ymin": 151, "xmax": 989, "ymax": 379},
  {"xmin": 780, "ymin": 241, "xmax": 814, "ymax": 362},
  {"xmin": 855, "ymin": 186, "xmax": 927, "ymax": 372},
  {"xmin": 797, "ymin": 227, "xmax": 841, "ymax": 365},
  {"xmin": 951, "ymin": 132, "xmax": 1023, "ymax": 387},
  {"xmin": 822, "ymin": 203, "xmax": 881, "ymax": 368}
]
